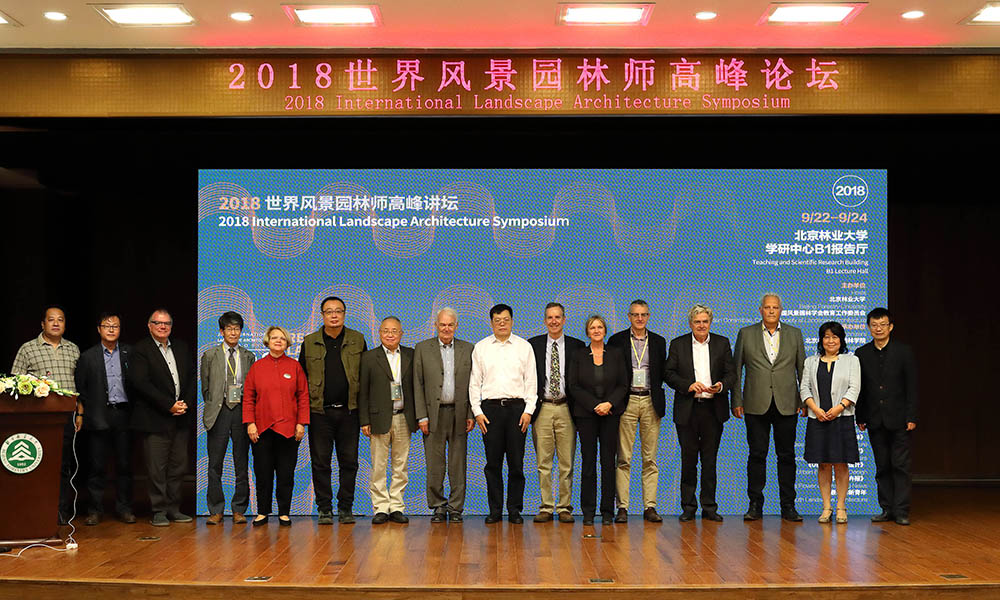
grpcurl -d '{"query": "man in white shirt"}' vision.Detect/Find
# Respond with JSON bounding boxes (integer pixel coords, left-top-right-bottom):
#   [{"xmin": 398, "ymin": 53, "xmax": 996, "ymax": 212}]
[{"xmin": 469, "ymin": 304, "xmax": 537, "ymax": 524}]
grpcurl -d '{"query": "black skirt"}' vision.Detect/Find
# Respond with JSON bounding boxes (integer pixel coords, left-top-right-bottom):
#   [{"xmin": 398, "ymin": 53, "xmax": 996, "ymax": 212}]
[{"xmin": 804, "ymin": 414, "xmax": 860, "ymax": 464}]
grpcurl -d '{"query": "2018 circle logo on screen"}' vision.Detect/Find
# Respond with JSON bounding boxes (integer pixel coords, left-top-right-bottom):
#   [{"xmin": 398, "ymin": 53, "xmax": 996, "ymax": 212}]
[
  {"xmin": 1, "ymin": 433, "xmax": 43, "ymax": 475},
  {"xmin": 832, "ymin": 175, "xmax": 868, "ymax": 208}
]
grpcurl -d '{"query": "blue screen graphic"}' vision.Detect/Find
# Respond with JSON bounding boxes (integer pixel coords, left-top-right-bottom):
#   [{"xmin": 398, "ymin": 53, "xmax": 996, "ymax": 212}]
[{"xmin": 197, "ymin": 169, "xmax": 886, "ymax": 516}]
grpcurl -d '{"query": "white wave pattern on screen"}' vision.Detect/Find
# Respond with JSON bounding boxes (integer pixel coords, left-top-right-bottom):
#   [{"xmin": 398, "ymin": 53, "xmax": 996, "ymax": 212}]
[
  {"xmin": 425, "ymin": 284, "xmax": 497, "ymax": 339},
  {"xmin": 301, "ymin": 284, "xmax": 379, "ymax": 344},
  {"xmin": 554, "ymin": 285, "xmax": 622, "ymax": 335},
  {"xmin": 198, "ymin": 181, "xmax": 253, "ymax": 222}
]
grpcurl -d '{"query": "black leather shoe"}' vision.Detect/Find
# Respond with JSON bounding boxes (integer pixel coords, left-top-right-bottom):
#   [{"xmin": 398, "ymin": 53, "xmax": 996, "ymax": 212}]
[
  {"xmin": 372, "ymin": 512, "xmax": 389, "ymax": 524},
  {"xmin": 781, "ymin": 507, "xmax": 803, "ymax": 522},
  {"xmin": 431, "ymin": 512, "xmax": 446, "ymax": 523},
  {"xmin": 870, "ymin": 511, "xmax": 894, "ymax": 523},
  {"xmin": 614, "ymin": 508, "xmax": 628, "ymax": 523},
  {"xmin": 318, "ymin": 510, "xmax": 334, "ymax": 525},
  {"xmin": 702, "ymin": 511, "xmax": 724, "ymax": 522},
  {"xmin": 643, "ymin": 508, "xmax": 662, "ymax": 523},
  {"xmin": 509, "ymin": 514, "xmax": 524, "ymax": 524},
  {"xmin": 85, "ymin": 513, "xmax": 100, "ymax": 526},
  {"xmin": 485, "ymin": 514, "xmax": 502, "ymax": 524},
  {"xmin": 743, "ymin": 504, "xmax": 762, "ymax": 521},
  {"xmin": 389, "ymin": 511, "xmax": 409, "ymax": 524},
  {"xmin": 678, "ymin": 509, "xmax": 696, "ymax": 522},
  {"xmin": 449, "ymin": 512, "xmax": 463, "ymax": 523},
  {"xmin": 601, "ymin": 513, "xmax": 615, "ymax": 525},
  {"xmin": 582, "ymin": 515, "xmax": 595, "ymax": 526},
  {"xmin": 894, "ymin": 516, "xmax": 911, "ymax": 526},
  {"xmin": 338, "ymin": 510, "xmax": 356, "ymax": 525},
  {"xmin": 119, "ymin": 511, "xmax": 137, "ymax": 524}
]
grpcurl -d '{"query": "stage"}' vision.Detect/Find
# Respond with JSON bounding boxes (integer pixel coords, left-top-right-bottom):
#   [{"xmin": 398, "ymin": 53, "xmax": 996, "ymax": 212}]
[{"xmin": 2, "ymin": 487, "xmax": 997, "ymax": 599}]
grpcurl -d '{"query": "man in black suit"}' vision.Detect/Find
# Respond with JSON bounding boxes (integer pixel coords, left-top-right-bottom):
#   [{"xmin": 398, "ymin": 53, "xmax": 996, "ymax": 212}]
[
  {"xmin": 855, "ymin": 307, "xmax": 918, "ymax": 526},
  {"xmin": 129, "ymin": 308, "xmax": 196, "ymax": 527},
  {"xmin": 528, "ymin": 302, "xmax": 585, "ymax": 523},
  {"xmin": 75, "ymin": 311, "xmax": 135, "ymax": 525},
  {"xmin": 359, "ymin": 317, "xmax": 416, "ymax": 524},
  {"xmin": 664, "ymin": 304, "xmax": 735, "ymax": 522},
  {"xmin": 608, "ymin": 299, "xmax": 667, "ymax": 523}
]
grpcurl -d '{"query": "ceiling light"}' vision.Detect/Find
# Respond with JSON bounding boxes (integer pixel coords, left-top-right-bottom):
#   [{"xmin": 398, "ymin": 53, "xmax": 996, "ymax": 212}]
[
  {"xmin": 284, "ymin": 5, "xmax": 381, "ymax": 26},
  {"xmin": 901, "ymin": 10, "xmax": 924, "ymax": 19},
  {"xmin": 94, "ymin": 5, "xmax": 195, "ymax": 26},
  {"xmin": 764, "ymin": 3, "xmax": 865, "ymax": 24},
  {"xmin": 695, "ymin": 11, "xmax": 717, "ymax": 20},
  {"xmin": 559, "ymin": 3, "xmax": 654, "ymax": 25},
  {"xmin": 969, "ymin": 3, "xmax": 1000, "ymax": 22},
  {"xmin": 44, "ymin": 11, "xmax": 68, "ymax": 21},
  {"xmin": 230, "ymin": 11, "xmax": 253, "ymax": 22}
]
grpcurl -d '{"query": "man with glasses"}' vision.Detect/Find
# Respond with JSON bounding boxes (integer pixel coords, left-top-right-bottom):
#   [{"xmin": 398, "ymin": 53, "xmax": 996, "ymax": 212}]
[
  {"xmin": 299, "ymin": 296, "xmax": 367, "ymax": 524},
  {"xmin": 470, "ymin": 304, "xmax": 537, "ymax": 524},
  {"xmin": 855, "ymin": 307, "xmax": 918, "ymax": 526},
  {"xmin": 75, "ymin": 312, "xmax": 135, "ymax": 525},
  {"xmin": 130, "ymin": 308, "xmax": 196, "ymax": 526},
  {"xmin": 608, "ymin": 299, "xmax": 667, "ymax": 523},
  {"xmin": 11, "ymin": 305, "xmax": 81, "ymax": 525},
  {"xmin": 200, "ymin": 311, "xmax": 255, "ymax": 525}
]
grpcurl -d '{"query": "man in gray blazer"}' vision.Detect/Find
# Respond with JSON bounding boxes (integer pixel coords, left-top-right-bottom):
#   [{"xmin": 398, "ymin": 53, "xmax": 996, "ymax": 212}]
[
  {"xmin": 200, "ymin": 311, "xmax": 256, "ymax": 525},
  {"xmin": 413, "ymin": 307, "xmax": 475, "ymax": 523},
  {"xmin": 732, "ymin": 294, "xmax": 806, "ymax": 522},
  {"xmin": 359, "ymin": 317, "xmax": 417, "ymax": 524}
]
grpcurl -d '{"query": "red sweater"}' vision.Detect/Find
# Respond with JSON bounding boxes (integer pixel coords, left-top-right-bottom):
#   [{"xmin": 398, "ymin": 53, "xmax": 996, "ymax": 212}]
[{"xmin": 243, "ymin": 353, "xmax": 310, "ymax": 438}]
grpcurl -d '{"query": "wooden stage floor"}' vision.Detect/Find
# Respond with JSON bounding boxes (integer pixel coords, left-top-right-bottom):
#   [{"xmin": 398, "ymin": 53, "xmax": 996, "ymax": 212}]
[{"xmin": 2, "ymin": 487, "xmax": 999, "ymax": 599}]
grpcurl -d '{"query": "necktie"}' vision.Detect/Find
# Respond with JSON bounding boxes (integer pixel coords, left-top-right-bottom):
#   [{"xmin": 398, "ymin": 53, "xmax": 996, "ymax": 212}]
[{"xmin": 549, "ymin": 341, "xmax": 560, "ymax": 398}]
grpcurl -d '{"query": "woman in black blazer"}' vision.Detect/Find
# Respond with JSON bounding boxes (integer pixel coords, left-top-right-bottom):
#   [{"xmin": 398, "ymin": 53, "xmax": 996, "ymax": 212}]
[{"xmin": 567, "ymin": 315, "xmax": 628, "ymax": 525}]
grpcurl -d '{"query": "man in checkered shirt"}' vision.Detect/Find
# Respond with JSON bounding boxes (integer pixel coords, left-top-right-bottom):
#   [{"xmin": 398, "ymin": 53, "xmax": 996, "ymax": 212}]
[{"xmin": 11, "ymin": 305, "xmax": 81, "ymax": 525}]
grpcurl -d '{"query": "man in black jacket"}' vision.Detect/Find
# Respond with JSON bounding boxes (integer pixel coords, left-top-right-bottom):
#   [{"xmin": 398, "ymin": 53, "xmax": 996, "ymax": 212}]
[
  {"xmin": 855, "ymin": 307, "xmax": 918, "ymax": 526},
  {"xmin": 75, "ymin": 311, "xmax": 135, "ymax": 525},
  {"xmin": 129, "ymin": 309, "xmax": 196, "ymax": 527},
  {"xmin": 664, "ymin": 304, "xmax": 735, "ymax": 522}
]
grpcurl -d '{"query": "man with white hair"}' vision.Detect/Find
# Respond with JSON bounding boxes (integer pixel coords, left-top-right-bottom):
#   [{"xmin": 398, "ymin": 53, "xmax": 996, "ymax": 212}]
[{"xmin": 413, "ymin": 308, "xmax": 475, "ymax": 522}]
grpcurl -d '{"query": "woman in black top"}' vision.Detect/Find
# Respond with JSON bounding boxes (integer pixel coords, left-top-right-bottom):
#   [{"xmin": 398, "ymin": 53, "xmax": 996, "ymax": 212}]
[{"xmin": 567, "ymin": 315, "xmax": 628, "ymax": 525}]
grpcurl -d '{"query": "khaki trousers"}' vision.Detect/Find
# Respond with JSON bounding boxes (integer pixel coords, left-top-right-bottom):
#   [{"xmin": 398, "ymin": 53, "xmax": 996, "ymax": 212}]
[
  {"xmin": 616, "ymin": 394, "xmax": 660, "ymax": 510},
  {"xmin": 369, "ymin": 413, "xmax": 411, "ymax": 514},
  {"xmin": 532, "ymin": 402, "xmax": 576, "ymax": 513}
]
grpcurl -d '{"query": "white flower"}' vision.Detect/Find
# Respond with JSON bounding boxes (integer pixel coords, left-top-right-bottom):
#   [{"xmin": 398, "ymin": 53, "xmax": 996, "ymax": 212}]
[{"xmin": 34, "ymin": 383, "xmax": 51, "ymax": 397}]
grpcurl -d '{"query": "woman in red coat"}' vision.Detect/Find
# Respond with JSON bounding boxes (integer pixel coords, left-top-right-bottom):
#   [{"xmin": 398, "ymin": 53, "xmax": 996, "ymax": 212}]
[{"xmin": 243, "ymin": 326, "xmax": 309, "ymax": 526}]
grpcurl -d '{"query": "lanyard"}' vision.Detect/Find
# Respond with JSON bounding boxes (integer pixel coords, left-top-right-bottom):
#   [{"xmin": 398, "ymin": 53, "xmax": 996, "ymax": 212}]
[
  {"xmin": 387, "ymin": 350, "xmax": 401, "ymax": 382},
  {"xmin": 226, "ymin": 348, "xmax": 240, "ymax": 381},
  {"xmin": 630, "ymin": 334, "xmax": 648, "ymax": 368}
]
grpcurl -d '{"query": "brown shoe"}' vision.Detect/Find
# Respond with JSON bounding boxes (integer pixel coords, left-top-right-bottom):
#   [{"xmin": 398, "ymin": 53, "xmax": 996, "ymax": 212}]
[
  {"xmin": 557, "ymin": 511, "xmax": 575, "ymax": 523},
  {"xmin": 232, "ymin": 512, "xmax": 247, "ymax": 524},
  {"xmin": 533, "ymin": 511, "xmax": 553, "ymax": 523},
  {"xmin": 206, "ymin": 514, "xmax": 223, "ymax": 525}
]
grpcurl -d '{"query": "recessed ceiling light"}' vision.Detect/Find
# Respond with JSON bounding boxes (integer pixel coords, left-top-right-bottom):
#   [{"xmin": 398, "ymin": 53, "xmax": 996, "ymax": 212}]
[
  {"xmin": 44, "ymin": 11, "xmax": 68, "ymax": 21},
  {"xmin": 284, "ymin": 5, "xmax": 381, "ymax": 26},
  {"xmin": 559, "ymin": 3, "xmax": 654, "ymax": 25},
  {"xmin": 695, "ymin": 11, "xmax": 717, "ymax": 20},
  {"xmin": 230, "ymin": 11, "xmax": 253, "ymax": 22},
  {"xmin": 968, "ymin": 3, "xmax": 1000, "ymax": 23},
  {"xmin": 901, "ymin": 10, "xmax": 924, "ymax": 19},
  {"xmin": 94, "ymin": 4, "xmax": 195, "ymax": 26},
  {"xmin": 764, "ymin": 3, "xmax": 865, "ymax": 24}
]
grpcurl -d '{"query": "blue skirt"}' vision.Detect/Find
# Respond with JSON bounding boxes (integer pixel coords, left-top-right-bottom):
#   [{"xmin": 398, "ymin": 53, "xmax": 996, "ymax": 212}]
[{"xmin": 804, "ymin": 415, "xmax": 860, "ymax": 464}]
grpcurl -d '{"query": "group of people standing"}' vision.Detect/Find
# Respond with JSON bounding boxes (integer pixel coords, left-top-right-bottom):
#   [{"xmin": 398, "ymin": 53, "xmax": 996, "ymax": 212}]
[{"xmin": 9, "ymin": 293, "xmax": 917, "ymax": 528}]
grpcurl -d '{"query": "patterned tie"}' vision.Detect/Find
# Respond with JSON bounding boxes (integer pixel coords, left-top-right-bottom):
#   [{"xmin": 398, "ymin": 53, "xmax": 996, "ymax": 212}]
[
  {"xmin": 226, "ymin": 348, "xmax": 239, "ymax": 408},
  {"xmin": 549, "ymin": 341, "xmax": 560, "ymax": 398}
]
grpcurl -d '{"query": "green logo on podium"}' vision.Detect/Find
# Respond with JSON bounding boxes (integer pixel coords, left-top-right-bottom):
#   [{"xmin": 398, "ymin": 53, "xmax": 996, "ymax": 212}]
[{"xmin": 1, "ymin": 433, "xmax": 43, "ymax": 474}]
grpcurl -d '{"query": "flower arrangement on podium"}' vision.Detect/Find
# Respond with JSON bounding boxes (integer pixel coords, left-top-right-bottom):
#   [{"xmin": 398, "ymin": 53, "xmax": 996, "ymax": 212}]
[{"xmin": 0, "ymin": 373, "xmax": 76, "ymax": 399}]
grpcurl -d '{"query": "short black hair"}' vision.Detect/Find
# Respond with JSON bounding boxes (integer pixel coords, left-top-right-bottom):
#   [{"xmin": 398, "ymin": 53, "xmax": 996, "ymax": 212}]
[
  {"xmin": 544, "ymin": 302, "xmax": 565, "ymax": 316},
  {"xmin": 321, "ymin": 296, "xmax": 345, "ymax": 312},
  {"xmin": 866, "ymin": 307, "xmax": 892, "ymax": 325},
  {"xmin": 42, "ymin": 304, "xmax": 66, "ymax": 321},
  {"xmin": 817, "ymin": 321, "xmax": 848, "ymax": 354},
  {"xmin": 218, "ymin": 311, "xmax": 244, "ymax": 331},
  {"xmin": 97, "ymin": 311, "xmax": 121, "ymax": 325},
  {"xmin": 490, "ymin": 303, "xmax": 513, "ymax": 320}
]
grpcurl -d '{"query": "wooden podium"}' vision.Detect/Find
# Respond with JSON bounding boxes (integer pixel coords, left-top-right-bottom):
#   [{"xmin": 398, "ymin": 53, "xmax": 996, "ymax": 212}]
[{"xmin": 0, "ymin": 390, "xmax": 76, "ymax": 545}]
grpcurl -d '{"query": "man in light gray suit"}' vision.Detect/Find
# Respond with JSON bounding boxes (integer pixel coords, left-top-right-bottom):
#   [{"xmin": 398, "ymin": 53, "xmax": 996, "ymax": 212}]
[
  {"xmin": 413, "ymin": 307, "xmax": 475, "ymax": 523},
  {"xmin": 732, "ymin": 294, "xmax": 806, "ymax": 522},
  {"xmin": 200, "ymin": 311, "xmax": 256, "ymax": 525}
]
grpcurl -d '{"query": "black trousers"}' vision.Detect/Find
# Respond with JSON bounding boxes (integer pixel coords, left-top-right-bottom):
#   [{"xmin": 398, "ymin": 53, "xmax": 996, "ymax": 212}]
[
  {"xmin": 867, "ymin": 424, "xmax": 912, "ymax": 517},
  {"xmin": 482, "ymin": 399, "xmax": 527, "ymax": 517},
  {"xmin": 308, "ymin": 406, "xmax": 359, "ymax": 513},
  {"xmin": 252, "ymin": 429, "xmax": 300, "ymax": 515},
  {"xmin": 745, "ymin": 399, "xmax": 798, "ymax": 508},
  {"xmin": 577, "ymin": 414, "xmax": 619, "ymax": 518},
  {"xmin": 58, "ymin": 418, "xmax": 78, "ymax": 517},
  {"xmin": 142, "ymin": 421, "xmax": 189, "ymax": 516},
  {"xmin": 676, "ymin": 401, "xmax": 724, "ymax": 512},
  {"xmin": 86, "ymin": 406, "xmax": 133, "ymax": 515},
  {"xmin": 206, "ymin": 403, "xmax": 250, "ymax": 515}
]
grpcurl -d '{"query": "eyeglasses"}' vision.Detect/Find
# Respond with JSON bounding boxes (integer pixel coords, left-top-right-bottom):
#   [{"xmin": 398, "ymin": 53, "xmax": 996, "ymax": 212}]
[
  {"xmin": 492, "ymin": 318, "xmax": 511, "ymax": 325},
  {"xmin": 869, "ymin": 322, "xmax": 891, "ymax": 330},
  {"xmin": 628, "ymin": 312, "xmax": 650, "ymax": 318},
  {"xmin": 150, "ymin": 320, "xmax": 172, "ymax": 327},
  {"xmin": 322, "ymin": 309, "xmax": 346, "ymax": 315},
  {"xmin": 380, "ymin": 329, "xmax": 402, "ymax": 335},
  {"xmin": 99, "ymin": 324, "xmax": 121, "ymax": 330}
]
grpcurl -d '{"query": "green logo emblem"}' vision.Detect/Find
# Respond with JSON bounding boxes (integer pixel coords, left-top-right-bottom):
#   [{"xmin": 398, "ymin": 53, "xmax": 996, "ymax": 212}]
[{"xmin": 1, "ymin": 433, "xmax": 43, "ymax": 474}]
